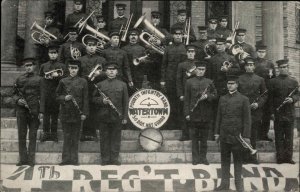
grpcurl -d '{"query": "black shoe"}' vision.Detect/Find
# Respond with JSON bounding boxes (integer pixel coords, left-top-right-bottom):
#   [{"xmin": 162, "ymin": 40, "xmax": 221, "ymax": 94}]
[
  {"xmin": 101, "ymin": 161, "xmax": 110, "ymax": 166},
  {"xmin": 179, "ymin": 137, "xmax": 190, "ymax": 141},
  {"xmin": 260, "ymin": 136, "xmax": 273, "ymax": 142},
  {"xmin": 249, "ymin": 159, "xmax": 259, "ymax": 164},
  {"xmin": 192, "ymin": 161, "xmax": 199, "ymax": 165},
  {"xmin": 59, "ymin": 162, "xmax": 70, "ymax": 166},
  {"xmin": 16, "ymin": 161, "xmax": 28, "ymax": 166},
  {"xmin": 28, "ymin": 162, "xmax": 35, "ymax": 167},
  {"xmin": 285, "ymin": 160, "xmax": 296, "ymax": 164},
  {"xmin": 199, "ymin": 159, "xmax": 210, "ymax": 165},
  {"xmin": 111, "ymin": 160, "xmax": 121, "ymax": 166},
  {"xmin": 215, "ymin": 185, "xmax": 229, "ymax": 191},
  {"xmin": 277, "ymin": 159, "xmax": 284, "ymax": 164}
]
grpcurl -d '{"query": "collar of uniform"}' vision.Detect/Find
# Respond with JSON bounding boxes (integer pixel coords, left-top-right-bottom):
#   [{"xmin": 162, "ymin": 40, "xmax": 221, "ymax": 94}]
[
  {"xmin": 279, "ymin": 73, "xmax": 288, "ymax": 78},
  {"xmin": 117, "ymin": 15, "xmax": 125, "ymax": 19},
  {"xmin": 26, "ymin": 72, "xmax": 34, "ymax": 77},
  {"xmin": 245, "ymin": 72, "xmax": 254, "ymax": 76},
  {"xmin": 50, "ymin": 59, "xmax": 57, "ymax": 64},
  {"xmin": 196, "ymin": 76, "xmax": 204, "ymax": 80},
  {"xmin": 228, "ymin": 90, "xmax": 238, "ymax": 95},
  {"xmin": 173, "ymin": 41, "xmax": 182, "ymax": 46},
  {"xmin": 107, "ymin": 77, "xmax": 116, "ymax": 81},
  {"xmin": 237, "ymin": 41, "xmax": 245, "ymax": 44},
  {"xmin": 110, "ymin": 45, "xmax": 119, "ymax": 50},
  {"xmin": 69, "ymin": 75, "xmax": 78, "ymax": 79},
  {"xmin": 87, "ymin": 53, "xmax": 95, "ymax": 57}
]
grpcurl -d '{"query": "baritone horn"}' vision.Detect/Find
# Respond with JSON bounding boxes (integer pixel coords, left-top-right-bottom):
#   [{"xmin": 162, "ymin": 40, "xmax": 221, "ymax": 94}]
[
  {"xmin": 31, "ymin": 21, "xmax": 57, "ymax": 45},
  {"xmin": 134, "ymin": 15, "xmax": 165, "ymax": 55},
  {"xmin": 45, "ymin": 69, "xmax": 64, "ymax": 79},
  {"xmin": 133, "ymin": 54, "xmax": 149, "ymax": 66}
]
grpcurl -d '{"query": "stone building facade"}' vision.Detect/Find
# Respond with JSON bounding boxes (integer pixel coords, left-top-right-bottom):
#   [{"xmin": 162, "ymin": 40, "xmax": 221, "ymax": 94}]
[{"xmin": 1, "ymin": 1, "xmax": 299, "ymax": 119}]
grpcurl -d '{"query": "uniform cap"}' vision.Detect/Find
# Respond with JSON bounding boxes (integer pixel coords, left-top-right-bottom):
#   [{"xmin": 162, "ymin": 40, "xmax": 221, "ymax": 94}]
[
  {"xmin": 109, "ymin": 30, "xmax": 120, "ymax": 37},
  {"xmin": 171, "ymin": 27, "xmax": 183, "ymax": 34},
  {"xmin": 44, "ymin": 11, "xmax": 54, "ymax": 18},
  {"xmin": 85, "ymin": 36, "xmax": 98, "ymax": 45},
  {"xmin": 227, "ymin": 75, "xmax": 238, "ymax": 82},
  {"xmin": 116, "ymin": 3, "xmax": 126, "ymax": 10},
  {"xmin": 48, "ymin": 41, "xmax": 60, "ymax": 51},
  {"xmin": 216, "ymin": 38, "xmax": 226, "ymax": 44},
  {"xmin": 151, "ymin": 11, "xmax": 161, "ymax": 18},
  {"xmin": 105, "ymin": 62, "xmax": 119, "ymax": 69},
  {"xmin": 276, "ymin": 59, "xmax": 289, "ymax": 66},
  {"xmin": 186, "ymin": 44, "xmax": 197, "ymax": 51},
  {"xmin": 208, "ymin": 17, "xmax": 218, "ymax": 24},
  {"xmin": 195, "ymin": 61, "xmax": 207, "ymax": 68},
  {"xmin": 244, "ymin": 57, "xmax": 255, "ymax": 64},
  {"xmin": 68, "ymin": 60, "xmax": 81, "ymax": 68},
  {"xmin": 22, "ymin": 58, "xmax": 36, "ymax": 66},
  {"xmin": 177, "ymin": 9, "xmax": 187, "ymax": 15},
  {"xmin": 96, "ymin": 15, "xmax": 105, "ymax": 22},
  {"xmin": 236, "ymin": 28, "xmax": 247, "ymax": 35},
  {"xmin": 219, "ymin": 15, "xmax": 228, "ymax": 22},
  {"xmin": 255, "ymin": 44, "xmax": 267, "ymax": 51},
  {"xmin": 198, "ymin": 26, "xmax": 207, "ymax": 31},
  {"xmin": 74, "ymin": 0, "xmax": 84, "ymax": 5},
  {"xmin": 128, "ymin": 29, "xmax": 139, "ymax": 36}
]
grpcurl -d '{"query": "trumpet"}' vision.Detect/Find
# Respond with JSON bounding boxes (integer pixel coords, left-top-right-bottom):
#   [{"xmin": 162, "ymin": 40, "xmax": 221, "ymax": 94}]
[
  {"xmin": 31, "ymin": 21, "xmax": 57, "ymax": 45},
  {"xmin": 236, "ymin": 134, "xmax": 257, "ymax": 155},
  {"xmin": 70, "ymin": 44, "xmax": 81, "ymax": 60},
  {"xmin": 134, "ymin": 15, "xmax": 165, "ymax": 55},
  {"xmin": 44, "ymin": 69, "xmax": 64, "ymax": 79},
  {"xmin": 88, "ymin": 64, "xmax": 103, "ymax": 81},
  {"xmin": 231, "ymin": 44, "xmax": 250, "ymax": 60},
  {"xmin": 133, "ymin": 54, "xmax": 149, "ymax": 66},
  {"xmin": 120, "ymin": 13, "xmax": 133, "ymax": 42}
]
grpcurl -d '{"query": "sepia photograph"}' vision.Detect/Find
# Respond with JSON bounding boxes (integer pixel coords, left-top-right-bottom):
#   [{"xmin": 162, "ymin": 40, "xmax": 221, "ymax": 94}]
[{"xmin": 1, "ymin": 0, "xmax": 299, "ymax": 191}]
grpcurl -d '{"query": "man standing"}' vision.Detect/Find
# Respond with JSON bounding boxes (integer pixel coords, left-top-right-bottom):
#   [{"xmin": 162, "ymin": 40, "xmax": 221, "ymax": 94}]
[
  {"xmin": 177, "ymin": 44, "xmax": 197, "ymax": 140},
  {"xmin": 215, "ymin": 75, "xmax": 251, "ymax": 192},
  {"xmin": 92, "ymin": 62, "xmax": 129, "ymax": 165},
  {"xmin": 184, "ymin": 62, "xmax": 217, "ymax": 165},
  {"xmin": 207, "ymin": 18, "xmax": 219, "ymax": 40},
  {"xmin": 13, "ymin": 58, "xmax": 42, "ymax": 166},
  {"xmin": 108, "ymin": 3, "xmax": 128, "ymax": 32},
  {"xmin": 161, "ymin": 27, "xmax": 186, "ymax": 129},
  {"xmin": 39, "ymin": 43, "xmax": 66, "ymax": 142},
  {"xmin": 254, "ymin": 44, "xmax": 276, "ymax": 141},
  {"xmin": 79, "ymin": 36, "xmax": 106, "ymax": 141},
  {"xmin": 216, "ymin": 15, "xmax": 232, "ymax": 39},
  {"xmin": 238, "ymin": 58, "xmax": 267, "ymax": 164},
  {"xmin": 56, "ymin": 60, "xmax": 89, "ymax": 166},
  {"xmin": 269, "ymin": 59, "xmax": 299, "ymax": 164},
  {"xmin": 192, "ymin": 26, "xmax": 212, "ymax": 61}
]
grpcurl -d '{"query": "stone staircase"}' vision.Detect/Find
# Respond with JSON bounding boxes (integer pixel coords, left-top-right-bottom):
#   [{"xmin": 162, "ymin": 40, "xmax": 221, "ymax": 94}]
[{"xmin": 1, "ymin": 118, "xmax": 299, "ymax": 165}]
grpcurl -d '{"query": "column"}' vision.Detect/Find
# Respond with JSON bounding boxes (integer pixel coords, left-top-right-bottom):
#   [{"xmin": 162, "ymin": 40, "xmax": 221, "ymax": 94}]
[
  {"xmin": 1, "ymin": 0, "xmax": 19, "ymax": 67},
  {"xmin": 262, "ymin": 1, "xmax": 284, "ymax": 62},
  {"xmin": 232, "ymin": 1, "xmax": 256, "ymax": 46},
  {"xmin": 23, "ymin": 0, "xmax": 47, "ymax": 58}
]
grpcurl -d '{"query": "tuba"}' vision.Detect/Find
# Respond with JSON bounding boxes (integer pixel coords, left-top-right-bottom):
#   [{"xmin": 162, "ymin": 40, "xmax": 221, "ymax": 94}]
[
  {"xmin": 133, "ymin": 54, "xmax": 149, "ymax": 66},
  {"xmin": 134, "ymin": 15, "xmax": 165, "ymax": 55},
  {"xmin": 44, "ymin": 69, "xmax": 64, "ymax": 79},
  {"xmin": 31, "ymin": 21, "xmax": 57, "ymax": 45}
]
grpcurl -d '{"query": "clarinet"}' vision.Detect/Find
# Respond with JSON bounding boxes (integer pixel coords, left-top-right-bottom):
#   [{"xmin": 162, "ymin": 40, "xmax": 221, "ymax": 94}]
[
  {"xmin": 14, "ymin": 83, "xmax": 33, "ymax": 116},
  {"xmin": 276, "ymin": 86, "xmax": 299, "ymax": 111},
  {"xmin": 250, "ymin": 90, "xmax": 268, "ymax": 105},
  {"xmin": 62, "ymin": 83, "xmax": 83, "ymax": 115},
  {"xmin": 94, "ymin": 84, "xmax": 122, "ymax": 117},
  {"xmin": 190, "ymin": 85, "xmax": 210, "ymax": 113}
]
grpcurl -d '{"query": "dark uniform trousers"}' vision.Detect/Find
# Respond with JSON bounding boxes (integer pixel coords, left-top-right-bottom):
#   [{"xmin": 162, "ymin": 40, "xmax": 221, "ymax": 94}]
[
  {"xmin": 274, "ymin": 120, "xmax": 294, "ymax": 161},
  {"xmin": 13, "ymin": 73, "xmax": 42, "ymax": 164},
  {"xmin": 190, "ymin": 122, "xmax": 209, "ymax": 161}
]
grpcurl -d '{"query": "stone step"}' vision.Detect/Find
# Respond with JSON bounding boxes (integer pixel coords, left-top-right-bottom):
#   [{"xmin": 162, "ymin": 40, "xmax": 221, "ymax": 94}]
[
  {"xmin": 1, "ymin": 152, "xmax": 299, "ymax": 164},
  {"xmin": 2, "ymin": 139, "xmax": 298, "ymax": 153}
]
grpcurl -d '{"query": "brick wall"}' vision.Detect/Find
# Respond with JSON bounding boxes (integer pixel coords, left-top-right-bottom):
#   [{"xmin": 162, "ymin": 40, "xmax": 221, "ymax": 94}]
[
  {"xmin": 255, "ymin": 2, "xmax": 262, "ymax": 42},
  {"xmin": 191, "ymin": 1, "xmax": 205, "ymax": 40}
]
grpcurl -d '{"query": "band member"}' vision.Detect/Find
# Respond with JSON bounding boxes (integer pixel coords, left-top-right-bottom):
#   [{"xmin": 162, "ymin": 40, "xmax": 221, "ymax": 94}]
[
  {"xmin": 12, "ymin": 58, "xmax": 42, "ymax": 166},
  {"xmin": 214, "ymin": 75, "xmax": 251, "ymax": 192},
  {"xmin": 238, "ymin": 58, "xmax": 267, "ymax": 164},
  {"xmin": 92, "ymin": 62, "xmax": 129, "ymax": 165},
  {"xmin": 192, "ymin": 26, "xmax": 215, "ymax": 61},
  {"xmin": 269, "ymin": 59, "xmax": 299, "ymax": 164},
  {"xmin": 36, "ymin": 11, "xmax": 64, "ymax": 65},
  {"xmin": 161, "ymin": 27, "xmax": 186, "ymax": 129},
  {"xmin": 58, "ymin": 26, "xmax": 86, "ymax": 64},
  {"xmin": 64, "ymin": 0, "xmax": 94, "ymax": 38},
  {"xmin": 102, "ymin": 31, "xmax": 133, "ymax": 88},
  {"xmin": 176, "ymin": 44, "xmax": 197, "ymax": 140},
  {"xmin": 79, "ymin": 36, "xmax": 106, "ymax": 141},
  {"xmin": 95, "ymin": 15, "xmax": 108, "ymax": 37},
  {"xmin": 207, "ymin": 17, "xmax": 219, "ymax": 40},
  {"xmin": 56, "ymin": 60, "xmax": 89, "ymax": 165},
  {"xmin": 39, "ymin": 42, "xmax": 66, "ymax": 142},
  {"xmin": 184, "ymin": 62, "xmax": 217, "ymax": 165},
  {"xmin": 108, "ymin": 3, "xmax": 128, "ymax": 32},
  {"xmin": 122, "ymin": 29, "xmax": 148, "ymax": 90},
  {"xmin": 170, "ymin": 9, "xmax": 196, "ymax": 43},
  {"xmin": 254, "ymin": 44, "xmax": 276, "ymax": 141},
  {"xmin": 216, "ymin": 15, "xmax": 232, "ymax": 39}
]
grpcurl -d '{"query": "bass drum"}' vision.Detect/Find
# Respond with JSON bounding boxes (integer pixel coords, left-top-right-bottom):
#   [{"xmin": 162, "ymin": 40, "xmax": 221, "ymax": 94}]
[{"xmin": 139, "ymin": 127, "xmax": 163, "ymax": 152}]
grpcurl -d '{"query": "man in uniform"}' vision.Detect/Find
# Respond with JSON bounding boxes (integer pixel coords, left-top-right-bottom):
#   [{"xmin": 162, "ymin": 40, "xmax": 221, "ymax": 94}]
[
  {"xmin": 238, "ymin": 57, "xmax": 267, "ymax": 164},
  {"xmin": 161, "ymin": 27, "xmax": 186, "ymax": 129},
  {"xmin": 92, "ymin": 62, "xmax": 129, "ymax": 165},
  {"xmin": 254, "ymin": 44, "xmax": 276, "ymax": 141},
  {"xmin": 207, "ymin": 17, "xmax": 219, "ymax": 40},
  {"xmin": 79, "ymin": 36, "xmax": 107, "ymax": 141},
  {"xmin": 176, "ymin": 44, "xmax": 198, "ymax": 140},
  {"xmin": 13, "ymin": 58, "xmax": 42, "ymax": 166},
  {"xmin": 170, "ymin": 9, "xmax": 196, "ymax": 43},
  {"xmin": 102, "ymin": 31, "xmax": 133, "ymax": 89},
  {"xmin": 215, "ymin": 75, "xmax": 251, "ymax": 192},
  {"xmin": 108, "ymin": 3, "xmax": 128, "ymax": 32},
  {"xmin": 122, "ymin": 29, "xmax": 148, "ymax": 90},
  {"xmin": 269, "ymin": 59, "xmax": 299, "ymax": 164},
  {"xmin": 184, "ymin": 62, "xmax": 217, "ymax": 165},
  {"xmin": 95, "ymin": 15, "xmax": 109, "ymax": 37},
  {"xmin": 56, "ymin": 60, "xmax": 89, "ymax": 166},
  {"xmin": 39, "ymin": 42, "xmax": 66, "ymax": 142},
  {"xmin": 59, "ymin": 26, "xmax": 86, "ymax": 64},
  {"xmin": 216, "ymin": 15, "xmax": 232, "ymax": 39}
]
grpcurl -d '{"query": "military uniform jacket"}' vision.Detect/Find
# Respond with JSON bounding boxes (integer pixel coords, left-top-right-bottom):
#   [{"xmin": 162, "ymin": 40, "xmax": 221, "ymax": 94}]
[
  {"xmin": 58, "ymin": 41, "xmax": 86, "ymax": 64},
  {"xmin": 235, "ymin": 41, "xmax": 256, "ymax": 58},
  {"xmin": 238, "ymin": 73, "xmax": 267, "ymax": 121},
  {"xmin": 12, "ymin": 72, "xmax": 42, "ymax": 116},
  {"xmin": 269, "ymin": 74, "xmax": 300, "ymax": 121},
  {"xmin": 108, "ymin": 16, "xmax": 127, "ymax": 31},
  {"xmin": 191, "ymin": 39, "xmax": 210, "ymax": 60},
  {"xmin": 102, "ymin": 46, "xmax": 132, "ymax": 82},
  {"xmin": 254, "ymin": 58, "xmax": 276, "ymax": 86},
  {"xmin": 215, "ymin": 91, "xmax": 251, "ymax": 144},
  {"xmin": 207, "ymin": 29, "xmax": 218, "ymax": 40},
  {"xmin": 92, "ymin": 78, "xmax": 129, "ymax": 122},
  {"xmin": 216, "ymin": 26, "xmax": 232, "ymax": 39},
  {"xmin": 208, "ymin": 52, "xmax": 240, "ymax": 95},
  {"xmin": 56, "ymin": 76, "xmax": 89, "ymax": 123},
  {"xmin": 171, "ymin": 22, "xmax": 196, "ymax": 42},
  {"xmin": 184, "ymin": 76, "xmax": 217, "ymax": 122},
  {"xmin": 39, "ymin": 60, "xmax": 66, "ymax": 113},
  {"xmin": 176, "ymin": 59, "xmax": 196, "ymax": 97},
  {"xmin": 79, "ymin": 53, "xmax": 107, "ymax": 82},
  {"xmin": 161, "ymin": 42, "xmax": 186, "ymax": 82},
  {"xmin": 122, "ymin": 43, "xmax": 147, "ymax": 83}
]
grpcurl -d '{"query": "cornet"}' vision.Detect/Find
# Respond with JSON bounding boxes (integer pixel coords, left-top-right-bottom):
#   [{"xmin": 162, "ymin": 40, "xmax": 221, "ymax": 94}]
[
  {"xmin": 133, "ymin": 54, "xmax": 149, "ymax": 66},
  {"xmin": 120, "ymin": 13, "xmax": 133, "ymax": 42},
  {"xmin": 44, "ymin": 69, "xmax": 64, "ymax": 79},
  {"xmin": 88, "ymin": 64, "xmax": 103, "ymax": 81},
  {"xmin": 31, "ymin": 21, "xmax": 57, "ymax": 45},
  {"xmin": 231, "ymin": 44, "xmax": 250, "ymax": 60},
  {"xmin": 236, "ymin": 134, "xmax": 257, "ymax": 155}
]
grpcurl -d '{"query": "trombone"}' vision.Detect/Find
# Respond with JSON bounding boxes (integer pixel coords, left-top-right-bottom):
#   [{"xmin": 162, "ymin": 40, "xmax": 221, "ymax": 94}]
[
  {"xmin": 227, "ymin": 21, "xmax": 239, "ymax": 48},
  {"xmin": 120, "ymin": 13, "xmax": 133, "ymax": 42},
  {"xmin": 184, "ymin": 17, "xmax": 191, "ymax": 45},
  {"xmin": 31, "ymin": 21, "xmax": 57, "ymax": 45}
]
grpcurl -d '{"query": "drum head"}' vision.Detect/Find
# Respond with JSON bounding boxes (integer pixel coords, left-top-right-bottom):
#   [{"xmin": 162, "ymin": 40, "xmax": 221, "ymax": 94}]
[{"xmin": 139, "ymin": 127, "xmax": 163, "ymax": 152}]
